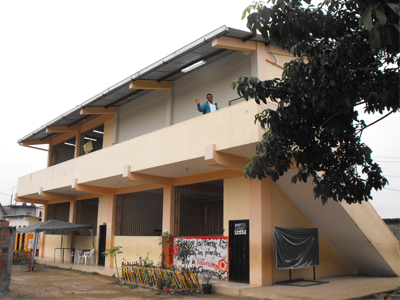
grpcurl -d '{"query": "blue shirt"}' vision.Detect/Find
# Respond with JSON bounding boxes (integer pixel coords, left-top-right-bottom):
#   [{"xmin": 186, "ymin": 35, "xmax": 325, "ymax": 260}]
[{"xmin": 197, "ymin": 102, "xmax": 219, "ymax": 114}]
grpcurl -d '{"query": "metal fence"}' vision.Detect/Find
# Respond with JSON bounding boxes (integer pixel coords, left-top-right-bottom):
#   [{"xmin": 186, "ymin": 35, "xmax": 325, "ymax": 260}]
[
  {"xmin": 115, "ymin": 189, "xmax": 163, "ymax": 236},
  {"xmin": 75, "ymin": 198, "xmax": 99, "ymax": 235},
  {"xmin": 174, "ymin": 180, "xmax": 223, "ymax": 236}
]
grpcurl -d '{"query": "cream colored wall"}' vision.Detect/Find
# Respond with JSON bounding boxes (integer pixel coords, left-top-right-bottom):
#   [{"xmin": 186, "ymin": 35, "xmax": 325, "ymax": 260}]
[
  {"xmin": 223, "ymin": 176, "xmax": 249, "ymax": 236},
  {"xmin": 265, "ymin": 60, "xmax": 284, "ymax": 79},
  {"xmin": 270, "ymin": 182, "xmax": 354, "ymax": 283},
  {"xmin": 172, "ymin": 51, "xmax": 251, "ymax": 125},
  {"xmin": 113, "ymin": 236, "xmax": 160, "ymax": 266},
  {"xmin": 42, "ymin": 234, "xmax": 68, "ymax": 259},
  {"xmin": 118, "ymin": 90, "xmax": 167, "ymax": 142},
  {"xmin": 73, "ymin": 235, "xmax": 97, "ymax": 251}
]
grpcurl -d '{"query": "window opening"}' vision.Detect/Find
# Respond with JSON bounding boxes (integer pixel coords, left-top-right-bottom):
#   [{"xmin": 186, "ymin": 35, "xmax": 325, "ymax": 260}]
[
  {"xmin": 75, "ymin": 198, "xmax": 99, "ymax": 235},
  {"xmin": 46, "ymin": 202, "xmax": 70, "ymax": 234},
  {"xmin": 115, "ymin": 189, "xmax": 163, "ymax": 236},
  {"xmin": 51, "ymin": 137, "xmax": 75, "ymax": 165},
  {"xmin": 174, "ymin": 180, "xmax": 223, "ymax": 237},
  {"xmin": 80, "ymin": 124, "xmax": 104, "ymax": 156}
]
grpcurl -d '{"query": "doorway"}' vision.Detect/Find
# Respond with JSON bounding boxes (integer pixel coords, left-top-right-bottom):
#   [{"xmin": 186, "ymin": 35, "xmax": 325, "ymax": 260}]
[
  {"xmin": 229, "ymin": 220, "xmax": 249, "ymax": 283},
  {"xmin": 98, "ymin": 225, "xmax": 106, "ymax": 266}
]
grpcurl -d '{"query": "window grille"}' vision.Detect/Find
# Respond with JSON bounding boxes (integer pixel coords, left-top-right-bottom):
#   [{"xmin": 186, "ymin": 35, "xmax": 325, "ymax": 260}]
[
  {"xmin": 174, "ymin": 180, "xmax": 223, "ymax": 237},
  {"xmin": 75, "ymin": 198, "xmax": 99, "ymax": 235},
  {"xmin": 46, "ymin": 202, "xmax": 70, "ymax": 234},
  {"xmin": 51, "ymin": 137, "xmax": 75, "ymax": 166},
  {"xmin": 115, "ymin": 189, "xmax": 163, "ymax": 236}
]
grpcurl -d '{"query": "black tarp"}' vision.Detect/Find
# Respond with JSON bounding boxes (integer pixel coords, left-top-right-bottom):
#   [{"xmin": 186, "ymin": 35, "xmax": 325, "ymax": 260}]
[{"xmin": 274, "ymin": 227, "xmax": 319, "ymax": 269}]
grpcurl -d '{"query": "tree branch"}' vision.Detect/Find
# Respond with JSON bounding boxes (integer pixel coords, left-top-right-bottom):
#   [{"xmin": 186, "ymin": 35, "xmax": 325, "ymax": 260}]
[{"xmin": 356, "ymin": 111, "xmax": 395, "ymax": 134}]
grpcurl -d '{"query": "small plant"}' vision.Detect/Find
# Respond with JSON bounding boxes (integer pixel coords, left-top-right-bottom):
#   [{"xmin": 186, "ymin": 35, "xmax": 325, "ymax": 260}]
[
  {"xmin": 91, "ymin": 271, "xmax": 100, "ymax": 275},
  {"xmin": 134, "ymin": 252, "xmax": 154, "ymax": 267},
  {"xmin": 159, "ymin": 230, "xmax": 174, "ymax": 268},
  {"xmin": 102, "ymin": 246, "xmax": 123, "ymax": 280},
  {"xmin": 202, "ymin": 272, "xmax": 215, "ymax": 285},
  {"xmin": 156, "ymin": 277, "xmax": 165, "ymax": 290}
]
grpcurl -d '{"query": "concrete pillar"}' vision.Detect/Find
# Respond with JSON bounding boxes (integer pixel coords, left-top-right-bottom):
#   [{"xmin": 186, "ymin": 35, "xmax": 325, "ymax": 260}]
[
  {"xmin": 249, "ymin": 177, "xmax": 273, "ymax": 286},
  {"xmin": 66, "ymin": 200, "xmax": 77, "ymax": 262},
  {"xmin": 251, "ymin": 42, "xmax": 268, "ymax": 80},
  {"xmin": 39, "ymin": 204, "xmax": 48, "ymax": 258},
  {"xmin": 162, "ymin": 185, "xmax": 175, "ymax": 234},
  {"xmin": 105, "ymin": 193, "xmax": 116, "ymax": 268}
]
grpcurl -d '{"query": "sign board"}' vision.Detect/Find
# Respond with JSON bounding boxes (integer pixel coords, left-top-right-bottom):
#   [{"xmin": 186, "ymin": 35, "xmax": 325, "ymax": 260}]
[{"xmin": 173, "ymin": 237, "xmax": 229, "ymax": 280}]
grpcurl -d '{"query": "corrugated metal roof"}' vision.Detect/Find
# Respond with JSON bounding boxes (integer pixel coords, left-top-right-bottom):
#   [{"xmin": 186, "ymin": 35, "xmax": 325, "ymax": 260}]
[{"xmin": 18, "ymin": 26, "xmax": 263, "ymax": 144}]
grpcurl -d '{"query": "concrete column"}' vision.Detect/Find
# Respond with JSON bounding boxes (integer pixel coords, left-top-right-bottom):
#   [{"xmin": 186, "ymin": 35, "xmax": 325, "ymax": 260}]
[
  {"xmin": 162, "ymin": 185, "xmax": 175, "ymax": 234},
  {"xmin": 251, "ymin": 42, "xmax": 268, "ymax": 80},
  {"xmin": 39, "ymin": 204, "xmax": 48, "ymax": 258},
  {"xmin": 165, "ymin": 82, "xmax": 174, "ymax": 126},
  {"xmin": 105, "ymin": 193, "xmax": 116, "ymax": 268},
  {"xmin": 74, "ymin": 132, "xmax": 81, "ymax": 158},
  {"xmin": 249, "ymin": 177, "xmax": 273, "ymax": 286},
  {"xmin": 66, "ymin": 200, "xmax": 77, "ymax": 262}
]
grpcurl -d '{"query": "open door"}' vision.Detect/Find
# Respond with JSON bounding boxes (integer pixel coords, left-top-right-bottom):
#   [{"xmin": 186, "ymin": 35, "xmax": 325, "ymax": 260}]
[{"xmin": 229, "ymin": 220, "xmax": 249, "ymax": 283}]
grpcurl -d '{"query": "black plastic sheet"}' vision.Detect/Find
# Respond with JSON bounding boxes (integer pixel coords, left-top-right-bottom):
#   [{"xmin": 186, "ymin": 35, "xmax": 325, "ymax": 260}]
[{"xmin": 274, "ymin": 227, "xmax": 319, "ymax": 269}]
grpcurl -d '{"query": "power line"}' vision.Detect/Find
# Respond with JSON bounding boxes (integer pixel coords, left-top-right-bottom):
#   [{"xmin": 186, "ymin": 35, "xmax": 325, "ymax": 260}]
[{"xmin": 383, "ymin": 188, "xmax": 400, "ymax": 192}]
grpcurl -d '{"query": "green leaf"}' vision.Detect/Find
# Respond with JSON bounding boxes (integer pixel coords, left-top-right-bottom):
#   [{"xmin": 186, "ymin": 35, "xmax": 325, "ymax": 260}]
[
  {"xmin": 361, "ymin": 7, "xmax": 373, "ymax": 31},
  {"xmin": 387, "ymin": 3, "xmax": 400, "ymax": 16},
  {"xmin": 374, "ymin": 8, "xmax": 387, "ymax": 26}
]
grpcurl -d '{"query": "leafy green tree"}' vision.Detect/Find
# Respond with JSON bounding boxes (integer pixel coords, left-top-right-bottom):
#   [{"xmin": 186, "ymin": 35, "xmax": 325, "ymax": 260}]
[
  {"xmin": 233, "ymin": 0, "xmax": 399, "ymax": 204},
  {"xmin": 102, "ymin": 246, "xmax": 123, "ymax": 280}
]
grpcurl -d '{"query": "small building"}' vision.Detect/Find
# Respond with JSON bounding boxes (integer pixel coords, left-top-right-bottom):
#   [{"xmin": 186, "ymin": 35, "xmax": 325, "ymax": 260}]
[
  {"xmin": 14, "ymin": 26, "xmax": 399, "ymax": 286},
  {"xmin": 0, "ymin": 203, "xmax": 42, "ymax": 252}
]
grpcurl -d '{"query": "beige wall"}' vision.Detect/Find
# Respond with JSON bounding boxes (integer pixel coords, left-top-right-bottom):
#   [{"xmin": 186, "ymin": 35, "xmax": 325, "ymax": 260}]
[
  {"xmin": 223, "ymin": 176, "xmax": 250, "ymax": 236},
  {"xmin": 271, "ymin": 182, "xmax": 354, "ymax": 282},
  {"xmin": 118, "ymin": 90, "xmax": 167, "ymax": 143},
  {"xmin": 113, "ymin": 236, "xmax": 160, "ymax": 266}
]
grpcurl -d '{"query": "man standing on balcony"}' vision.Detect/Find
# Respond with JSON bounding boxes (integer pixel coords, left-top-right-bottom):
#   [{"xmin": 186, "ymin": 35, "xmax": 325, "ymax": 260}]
[{"xmin": 195, "ymin": 93, "xmax": 218, "ymax": 114}]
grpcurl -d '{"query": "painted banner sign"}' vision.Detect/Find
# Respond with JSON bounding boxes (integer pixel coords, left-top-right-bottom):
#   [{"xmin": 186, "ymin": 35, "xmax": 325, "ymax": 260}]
[{"xmin": 173, "ymin": 237, "xmax": 229, "ymax": 280}]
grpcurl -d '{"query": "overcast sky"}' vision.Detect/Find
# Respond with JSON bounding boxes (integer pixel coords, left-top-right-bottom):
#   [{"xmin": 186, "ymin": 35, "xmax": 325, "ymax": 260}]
[{"xmin": 0, "ymin": 1, "xmax": 398, "ymax": 218}]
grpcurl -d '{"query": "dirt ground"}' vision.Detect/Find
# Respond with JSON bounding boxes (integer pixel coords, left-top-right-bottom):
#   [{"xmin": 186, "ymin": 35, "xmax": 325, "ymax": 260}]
[{"xmin": 1, "ymin": 264, "xmax": 248, "ymax": 300}]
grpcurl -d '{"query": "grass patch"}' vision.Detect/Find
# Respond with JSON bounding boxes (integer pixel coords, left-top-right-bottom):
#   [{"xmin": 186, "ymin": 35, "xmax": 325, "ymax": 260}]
[{"xmin": 91, "ymin": 272, "xmax": 100, "ymax": 275}]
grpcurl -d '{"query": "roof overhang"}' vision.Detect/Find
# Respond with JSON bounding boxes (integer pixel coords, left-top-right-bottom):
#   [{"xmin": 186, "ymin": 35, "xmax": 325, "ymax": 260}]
[{"xmin": 18, "ymin": 26, "xmax": 264, "ymax": 145}]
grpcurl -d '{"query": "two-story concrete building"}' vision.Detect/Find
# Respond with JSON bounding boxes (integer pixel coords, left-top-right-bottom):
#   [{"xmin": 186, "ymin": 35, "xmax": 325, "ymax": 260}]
[{"xmin": 15, "ymin": 26, "xmax": 399, "ymax": 286}]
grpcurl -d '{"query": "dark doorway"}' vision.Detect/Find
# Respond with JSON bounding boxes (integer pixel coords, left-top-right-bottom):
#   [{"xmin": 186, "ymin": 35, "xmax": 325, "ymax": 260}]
[
  {"xmin": 229, "ymin": 219, "xmax": 250, "ymax": 283},
  {"xmin": 98, "ymin": 225, "xmax": 107, "ymax": 266},
  {"xmin": 16, "ymin": 234, "xmax": 21, "ymax": 250},
  {"xmin": 21, "ymin": 233, "xmax": 25, "ymax": 250}
]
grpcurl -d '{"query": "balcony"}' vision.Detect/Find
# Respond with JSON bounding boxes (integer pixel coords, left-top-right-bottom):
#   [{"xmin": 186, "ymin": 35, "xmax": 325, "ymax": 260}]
[{"xmin": 16, "ymin": 100, "xmax": 267, "ymax": 200}]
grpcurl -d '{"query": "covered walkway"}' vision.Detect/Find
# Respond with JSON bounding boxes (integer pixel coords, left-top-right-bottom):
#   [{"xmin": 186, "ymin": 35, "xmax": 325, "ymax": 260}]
[{"xmin": 33, "ymin": 257, "xmax": 399, "ymax": 300}]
